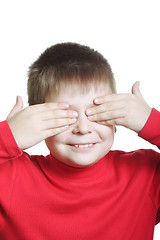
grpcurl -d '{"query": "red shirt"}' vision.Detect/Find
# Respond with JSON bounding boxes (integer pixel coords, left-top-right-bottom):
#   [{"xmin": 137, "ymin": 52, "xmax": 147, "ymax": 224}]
[{"xmin": 0, "ymin": 108, "xmax": 160, "ymax": 240}]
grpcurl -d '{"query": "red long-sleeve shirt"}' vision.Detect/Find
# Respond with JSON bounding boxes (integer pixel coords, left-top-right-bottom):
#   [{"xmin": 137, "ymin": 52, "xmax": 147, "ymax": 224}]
[{"xmin": 0, "ymin": 108, "xmax": 160, "ymax": 240}]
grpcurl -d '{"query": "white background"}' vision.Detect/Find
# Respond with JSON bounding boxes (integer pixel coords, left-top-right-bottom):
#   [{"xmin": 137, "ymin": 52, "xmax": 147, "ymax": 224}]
[{"xmin": 0, "ymin": 0, "xmax": 160, "ymax": 238}]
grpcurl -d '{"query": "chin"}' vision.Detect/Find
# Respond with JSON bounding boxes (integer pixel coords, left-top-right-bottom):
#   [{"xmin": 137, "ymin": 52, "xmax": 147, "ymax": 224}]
[{"xmin": 60, "ymin": 156, "xmax": 100, "ymax": 168}]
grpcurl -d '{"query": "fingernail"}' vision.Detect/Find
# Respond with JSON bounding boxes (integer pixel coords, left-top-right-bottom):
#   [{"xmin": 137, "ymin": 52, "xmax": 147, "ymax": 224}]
[
  {"xmin": 63, "ymin": 103, "xmax": 69, "ymax": 108},
  {"xmin": 72, "ymin": 111, "xmax": 78, "ymax": 117},
  {"xmin": 94, "ymin": 98, "xmax": 100, "ymax": 104},
  {"xmin": 88, "ymin": 115, "xmax": 93, "ymax": 120},
  {"xmin": 86, "ymin": 109, "xmax": 92, "ymax": 115},
  {"xmin": 71, "ymin": 118, "xmax": 77, "ymax": 122}
]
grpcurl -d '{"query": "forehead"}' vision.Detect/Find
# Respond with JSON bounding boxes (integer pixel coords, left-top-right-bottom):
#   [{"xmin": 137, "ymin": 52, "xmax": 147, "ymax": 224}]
[{"xmin": 45, "ymin": 85, "xmax": 112, "ymax": 105}]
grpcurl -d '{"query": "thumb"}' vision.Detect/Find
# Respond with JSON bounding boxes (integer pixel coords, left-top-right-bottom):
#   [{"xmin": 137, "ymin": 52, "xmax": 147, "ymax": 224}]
[
  {"xmin": 131, "ymin": 81, "xmax": 145, "ymax": 100},
  {"xmin": 6, "ymin": 96, "xmax": 23, "ymax": 120}
]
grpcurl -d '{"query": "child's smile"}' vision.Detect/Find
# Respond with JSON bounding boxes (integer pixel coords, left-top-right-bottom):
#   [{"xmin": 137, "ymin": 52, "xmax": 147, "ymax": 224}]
[
  {"xmin": 69, "ymin": 143, "xmax": 95, "ymax": 151},
  {"xmin": 45, "ymin": 85, "xmax": 115, "ymax": 168}
]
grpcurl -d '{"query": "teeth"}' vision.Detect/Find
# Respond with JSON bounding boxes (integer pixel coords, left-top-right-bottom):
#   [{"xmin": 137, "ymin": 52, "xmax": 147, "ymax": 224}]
[{"xmin": 74, "ymin": 144, "xmax": 93, "ymax": 148}]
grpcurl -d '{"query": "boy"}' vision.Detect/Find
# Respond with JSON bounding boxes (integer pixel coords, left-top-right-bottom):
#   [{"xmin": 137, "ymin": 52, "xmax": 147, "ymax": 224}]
[{"xmin": 0, "ymin": 42, "xmax": 160, "ymax": 239}]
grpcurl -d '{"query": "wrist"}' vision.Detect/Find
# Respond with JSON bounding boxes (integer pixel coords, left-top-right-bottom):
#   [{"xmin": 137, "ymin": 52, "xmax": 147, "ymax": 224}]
[{"xmin": 0, "ymin": 121, "xmax": 22, "ymax": 158}]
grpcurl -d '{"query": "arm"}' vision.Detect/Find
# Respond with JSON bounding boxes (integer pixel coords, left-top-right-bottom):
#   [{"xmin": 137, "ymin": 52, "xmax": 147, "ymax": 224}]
[
  {"xmin": 0, "ymin": 120, "xmax": 22, "ymax": 160},
  {"xmin": 138, "ymin": 108, "xmax": 160, "ymax": 149}
]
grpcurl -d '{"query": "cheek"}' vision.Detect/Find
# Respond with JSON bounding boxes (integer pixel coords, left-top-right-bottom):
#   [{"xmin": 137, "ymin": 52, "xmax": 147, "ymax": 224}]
[
  {"xmin": 96, "ymin": 124, "xmax": 114, "ymax": 141},
  {"xmin": 45, "ymin": 130, "xmax": 69, "ymax": 146},
  {"xmin": 45, "ymin": 134, "xmax": 64, "ymax": 155}
]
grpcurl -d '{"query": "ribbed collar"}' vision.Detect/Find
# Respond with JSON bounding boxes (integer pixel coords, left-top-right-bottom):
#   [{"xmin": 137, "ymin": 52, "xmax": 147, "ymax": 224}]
[{"xmin": 44, "ymin": 152, "xmax": 111, "ymax": 184}]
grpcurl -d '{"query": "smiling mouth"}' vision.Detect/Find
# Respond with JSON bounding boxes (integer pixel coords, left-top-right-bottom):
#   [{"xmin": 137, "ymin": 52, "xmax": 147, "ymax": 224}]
[{"xmin": 69, "ymin": 143, "xmax": 96, "ymax": 150}]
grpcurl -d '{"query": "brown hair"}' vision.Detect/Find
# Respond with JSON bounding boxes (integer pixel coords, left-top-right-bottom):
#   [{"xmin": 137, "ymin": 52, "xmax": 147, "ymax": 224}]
[{"xmin": 27, "ymin": 42, "xmax": 116, "ymax": 105}]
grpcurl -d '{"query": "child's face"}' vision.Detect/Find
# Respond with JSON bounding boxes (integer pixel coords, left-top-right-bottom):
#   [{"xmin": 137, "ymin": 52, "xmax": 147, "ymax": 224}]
[{"xmin": 45, "ymin": 85, "xmax": 114, "ymax": 168}]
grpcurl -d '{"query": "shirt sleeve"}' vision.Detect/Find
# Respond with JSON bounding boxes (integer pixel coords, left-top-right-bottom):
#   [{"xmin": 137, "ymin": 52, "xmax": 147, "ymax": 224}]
[
  {"xmin": 0, "ymin": 121, "xmax": 22, "ymax": 230},
  {"xmin": 138, "ymin": 108, "xmax": 160, "ymax": 149},
  {"xmin": 149, "ymin": 151, "xmax": 160, "ymax": 225},
  {"xmin": 0, "ymin": 120, "xmax": 22, "ymax": 161},
  {"xmin": 138, "ymin": 109, "xmax": 160, "ymax": 224}
]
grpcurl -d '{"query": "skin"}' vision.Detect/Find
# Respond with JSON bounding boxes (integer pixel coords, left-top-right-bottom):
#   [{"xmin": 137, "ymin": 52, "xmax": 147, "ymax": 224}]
[
  {"xmin": 6, "ymin": 81, "xmax": 152, "ymax": 168},
  {"xmin": 6, "ymin": 98, "xmax": 78, "ymax": 150},
  {"xmin": 45, "ymin": 86, "xmax": 115, "ymax": 168},
  {"xmin": 86, "ymin": 81, "xmax": 152, "ymax": 133}
]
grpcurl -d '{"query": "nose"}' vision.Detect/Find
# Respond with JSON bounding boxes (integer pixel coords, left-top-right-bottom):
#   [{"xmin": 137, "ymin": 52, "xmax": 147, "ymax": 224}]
[{"xmin": 72, "ymin": 112, "xmax": 93, "ymax": 135}]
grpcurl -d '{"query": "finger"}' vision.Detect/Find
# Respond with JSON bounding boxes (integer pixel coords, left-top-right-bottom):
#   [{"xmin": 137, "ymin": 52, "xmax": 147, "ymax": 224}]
[
  {"xmin": 97, "ymin": 120, "xmax": 115, "ymax": 126},
  {"xmin": 43, "ymin": 118, "xmax": 77, "ymax": 129},
  {"xmin": 131, "ymin": 81, "xmax": 145, "ymax": 100},
  {"xmin": 7, "ymin": 96, "xmax": 23, "ymax": 120},
  {"xmin": 41, "ymin": 109, "xmax": 78, "ymax": 121},
  {"xmin": 44, "ymin": 102, "xmax": 70, "ymax": 110},
  {"xmin": 97, "ymin": 118, "xmax": 125, "ymax": 126},
  {"xmin": 44, "ymin": 125, "xmax": 70, "ymax": 138},
  {"xmin": 86, "ymin": 100, "xmax": 125, "ymax": 116},
  {"xmin": 87, "ymin": 109, "xmax": 125, "ymax": 122},
  {"xmin": 29, "ymin": 102, "xmax": 70, "ymax": 113},
  {"xmin": 93, "ymin": 93, "xmax": 130, "ymax": 105}
]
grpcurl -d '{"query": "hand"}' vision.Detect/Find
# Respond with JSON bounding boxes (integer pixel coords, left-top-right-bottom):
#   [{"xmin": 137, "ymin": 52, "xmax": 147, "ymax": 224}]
[
  {"xmin": 86, "ymin": 82, "xmax": 152, "ymax": 133},
  {"xmin": 6, "ymin": 96, "xmax": 78, "ymax": 150}
]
